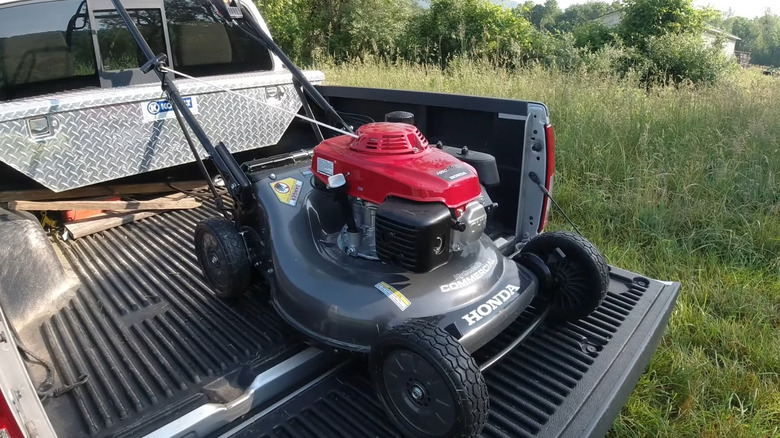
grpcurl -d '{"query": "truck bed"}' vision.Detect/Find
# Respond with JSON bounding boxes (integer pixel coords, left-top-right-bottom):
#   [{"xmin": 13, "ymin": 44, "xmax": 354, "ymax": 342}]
[
  {"xmin": 29, "ymin": 204, "xmax": 301, "ymax": 438},
  {"xmin": 20, "ymin": 203, "xmax": 679, "ymax": 438}
]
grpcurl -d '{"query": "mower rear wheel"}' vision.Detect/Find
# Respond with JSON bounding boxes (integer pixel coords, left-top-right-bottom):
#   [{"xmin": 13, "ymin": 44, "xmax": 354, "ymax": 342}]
[
  {"xmin": 369, "ymin": 320, "xmax": 488, "ymax": 438},
  {"xmin": 194, "ymin": 217, "xmax": 251, "ymax": 299},
  {"xmin": 520, "ymin": 231, "xmax": 609, "ymax": 321}
]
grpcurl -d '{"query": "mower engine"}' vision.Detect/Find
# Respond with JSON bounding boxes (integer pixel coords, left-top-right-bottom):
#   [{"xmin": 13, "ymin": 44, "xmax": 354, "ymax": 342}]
[{"xmin": 311, "ymin": 122, "xmax": 493, "ymax": 272}]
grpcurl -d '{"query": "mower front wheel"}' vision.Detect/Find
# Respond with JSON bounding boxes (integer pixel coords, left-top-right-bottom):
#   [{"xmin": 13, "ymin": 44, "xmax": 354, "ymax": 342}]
[
  {"xmin": 369, "ymin": 320, "xmax": 488, "ymax": 438},
  {"xmin": 520, "ymin": 231, "xmax": 609, "ymax": 321},
  {"xmin": 194, "ymin": 217, "xmax": 251, "ymax": 299}
]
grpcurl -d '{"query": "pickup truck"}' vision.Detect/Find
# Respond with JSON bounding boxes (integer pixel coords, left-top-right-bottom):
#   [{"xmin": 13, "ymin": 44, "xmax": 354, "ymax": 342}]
[{"xmin": 0, "ymin": 0, "xmax": 680, "ymax": 437}]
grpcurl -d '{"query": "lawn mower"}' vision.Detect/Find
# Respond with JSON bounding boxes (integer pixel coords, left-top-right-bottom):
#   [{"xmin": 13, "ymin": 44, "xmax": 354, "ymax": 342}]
[{"xmin": 111, "ymin": 0, "xmax": 610, "ymax": 436}]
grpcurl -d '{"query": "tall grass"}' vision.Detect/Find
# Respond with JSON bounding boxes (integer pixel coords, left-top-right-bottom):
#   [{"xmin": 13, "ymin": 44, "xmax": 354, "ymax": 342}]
[{"xmin": 323, "ymin": 59, "xmax": 780, "ymax": 436}]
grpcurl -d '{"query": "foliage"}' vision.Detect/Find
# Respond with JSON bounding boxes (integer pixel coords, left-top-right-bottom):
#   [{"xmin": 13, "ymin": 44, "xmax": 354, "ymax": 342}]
[
  {"xmin": 725, "ymin": 12, "xmax": 780, "ymax": 67},
  {"xmin": 642, "ymin": 32, "xmax": 735, "ymax": 84},
  {"xmin": 580, "ymin": 42, "xmax": 645, "ymax": 76},
  {"xmin": 618, "ymin": 0, "xmax": 711, "ymax": 49},
  {"xmin": 335, "ymin": 0, "xmax": 419, "ymax": 59},
  {"xmin": 254, "ymin": 0, "xmax": 308, "ymax": 62},
  {"xmin": 554, "ymin": 1, "xmax": 617, "ymax": 33},
  {"xmin": 528, "ymin": 31, "xmax": 585, "ymax": 69},
  {"xmin": 405, "ymin": 0, "xmax": 535, "ymax": 66},
  {"xmin": 572, "ymin": 21, "xmax": 617, "ymax": 50},
  {"xmin": 603, "ymin": 0, "xmax": 734, "ymax": 84},
  {"xmin": 256, "ymin": 0, "xmax": 419, "ymax": 63},
  {"xmin": 254, "ymin": 0, "xmax": 764, "ymax": 83},
  {"xmin": 520, "ymin": 0, "xmax": 561, "ymax": 31}
]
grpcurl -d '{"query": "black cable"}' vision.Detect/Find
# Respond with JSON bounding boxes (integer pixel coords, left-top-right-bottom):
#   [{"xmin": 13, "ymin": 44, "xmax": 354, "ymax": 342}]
[
  {"xmin": 337, "ymin": 110, "xmax": 374, "ymax": 122},
  {"xmin": 15, "ymin": 339, "xmax": 53, "ymax": 396},
  {"xmin": 529, "ymin": 172, "xmax": 583, "ymax": 236},
  {"xmin": 45, "ymin": 374, "xmax": 89, "ymax": 401},
  {"xmin": 336, "ymin": 110, "xmax": 375, "ymax": 126},
  {"xmin": 14, "ymin": 331, "xmax": 89, "ymax": 400}
]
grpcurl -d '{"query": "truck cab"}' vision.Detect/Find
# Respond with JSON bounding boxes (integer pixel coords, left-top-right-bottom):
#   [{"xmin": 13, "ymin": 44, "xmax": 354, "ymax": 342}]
[{"xmin": 0, "ymin": 1, "xmax": 680, "ymax": 437}]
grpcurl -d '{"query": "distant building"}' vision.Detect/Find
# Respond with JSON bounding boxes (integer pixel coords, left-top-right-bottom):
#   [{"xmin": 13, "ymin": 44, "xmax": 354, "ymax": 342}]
[
  {"xmin": 595, "ymin": 10, "xmax": 623, "ymax": 29},
  {"xmin": 593, "ymin": 11, "xmax": 741, "ymax": 58},
  {"xmin": 701, "ymin": 27, "xmax": 741, "ymax": 58}
]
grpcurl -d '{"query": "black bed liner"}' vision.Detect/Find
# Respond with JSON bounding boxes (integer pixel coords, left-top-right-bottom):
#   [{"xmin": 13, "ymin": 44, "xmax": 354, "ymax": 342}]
[
  {"xmin": 216, "ymin": 270, "xmax": 678, "ymax": 438},
  {"xmin": 36, "ymin": 204, "xmax": 300, "ymax": 438},
  {"xmin": 32, "ymin": 203, "xmax": 678, "ymax": 438}
]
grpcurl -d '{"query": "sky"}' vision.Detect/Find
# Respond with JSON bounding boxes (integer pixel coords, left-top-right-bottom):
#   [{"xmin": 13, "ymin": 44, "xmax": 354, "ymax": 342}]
[
  {"xmin": 544, "ymin": 0, "xmax": 774, "ymax": 19},
  {"xmin": 691, "ymin": 0, "xmax": 773, "ymax": 18}
]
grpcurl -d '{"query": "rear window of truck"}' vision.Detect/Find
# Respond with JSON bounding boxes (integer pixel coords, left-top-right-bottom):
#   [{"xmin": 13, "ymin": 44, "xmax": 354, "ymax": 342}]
[
  {"xmin": 0, "ymin": 0, "xmax": 98, "ymax": 100},
  {"xmin": 93, "ymin": 7, "xmax": 168, "ymax": 73},
  {"xmin": 165, "ymin": 0, "xmax": 273, "ymax": 77},
  {"xmin": 0, "ymin": 0, "xmax": 273, "ymax": 101}
]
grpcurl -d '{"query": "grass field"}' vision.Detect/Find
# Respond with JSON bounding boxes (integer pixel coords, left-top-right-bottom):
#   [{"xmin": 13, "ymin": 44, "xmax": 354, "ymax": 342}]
[{"xmin": 323, "ymin": 60, "xmax": 780, "ymax": 437}]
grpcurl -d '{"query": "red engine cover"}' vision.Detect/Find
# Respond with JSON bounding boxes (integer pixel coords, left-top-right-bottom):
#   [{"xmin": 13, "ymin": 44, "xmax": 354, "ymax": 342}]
[{"xmin": 311, "ymin": 123, "xmax": 481, "ymax": 209}]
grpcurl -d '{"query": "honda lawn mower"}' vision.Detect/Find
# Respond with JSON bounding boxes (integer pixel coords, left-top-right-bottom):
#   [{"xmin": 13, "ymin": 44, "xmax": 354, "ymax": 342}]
[{"xmin": 112, "ymin": 0, "xmax": 609, "ymax": 436}]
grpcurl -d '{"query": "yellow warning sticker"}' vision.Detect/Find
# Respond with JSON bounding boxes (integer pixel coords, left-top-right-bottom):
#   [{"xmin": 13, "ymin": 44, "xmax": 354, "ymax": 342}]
[
  {"xmin": 375, "ymin": 282, "xmax": 411, "ymax": 311},
  {"xmin": 270, "ymin": 178, "xmax": 303, "ymax": 206}
]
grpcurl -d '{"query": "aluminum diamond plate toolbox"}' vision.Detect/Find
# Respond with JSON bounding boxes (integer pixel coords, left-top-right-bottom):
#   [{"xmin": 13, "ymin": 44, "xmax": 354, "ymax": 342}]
[{"xmin": 0, "ymin": 70, "xmax": 324, "ymax": 192}]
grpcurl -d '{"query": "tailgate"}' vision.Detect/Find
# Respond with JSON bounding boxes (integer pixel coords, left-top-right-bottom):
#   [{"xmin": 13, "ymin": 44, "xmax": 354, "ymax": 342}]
[{"xmin": 213, "ymin": 268, "xmax": 679, "ymax": 438}]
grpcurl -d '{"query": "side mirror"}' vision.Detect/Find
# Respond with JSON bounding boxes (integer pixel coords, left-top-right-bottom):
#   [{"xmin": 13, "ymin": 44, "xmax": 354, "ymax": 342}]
[{"xmin": 210, "ymin": 0, "xmax": 243, "ymax": 19}]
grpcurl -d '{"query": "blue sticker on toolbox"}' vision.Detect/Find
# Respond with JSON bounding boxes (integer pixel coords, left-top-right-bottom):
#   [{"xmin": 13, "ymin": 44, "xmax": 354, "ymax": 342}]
[{"xmin": 141, "ymin": 96, "xmax": 198, "ymax": 122}]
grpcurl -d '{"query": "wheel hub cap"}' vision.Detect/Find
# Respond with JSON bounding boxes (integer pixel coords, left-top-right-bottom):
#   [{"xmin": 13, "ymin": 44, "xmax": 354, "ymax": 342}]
[
  {"xmin": 409, "ymin": 383, "xmax": 425, "ymax": 402},
  {"xmin": 381, "ymin": 350, "xmax": 457, "ymax": 435}
]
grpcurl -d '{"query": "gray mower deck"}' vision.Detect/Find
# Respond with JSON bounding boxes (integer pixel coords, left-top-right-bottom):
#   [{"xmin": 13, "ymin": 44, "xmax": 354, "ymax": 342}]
[
  {"xmin": 216, "ymin": 267, "xmax": 679, "ymax": 438},
  {"xmin": 37, "ymin": 205, "xmax": 299, "ymax": 438}
]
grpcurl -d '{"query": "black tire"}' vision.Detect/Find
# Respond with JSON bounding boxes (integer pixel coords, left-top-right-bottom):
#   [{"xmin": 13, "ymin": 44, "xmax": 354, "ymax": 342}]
[
  {"xmin": 520, "ymin": 231, "xmax": 609, "ymax": 321},
  {"xmin": 194, "ymin": 217, "xmax": 251, "ymax": 299},
  {"xmin": 369, "ymin": 320, "xmax": 488, "ymax": 438}
]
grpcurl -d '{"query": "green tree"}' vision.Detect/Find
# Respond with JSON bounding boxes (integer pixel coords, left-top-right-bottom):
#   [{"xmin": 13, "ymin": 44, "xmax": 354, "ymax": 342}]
[
  {"xmin": 619, "ymin": 0, "xmax": 710, "ymax": 49},
  {"xmin": 255, "ymin": 0, "xmax": 311, "ymax": 62},
  {"xmin": 644, "ymin": 31, "xmax": 733, "ymax": 83},
  {"xmin": 572, "ymin": 21, "xmax": 616, "ymax": 50},
  {"xmin": 726, "ymin": 11, "xmax": 780, "ymax": 67},
  {"xmin": 727, "ymin": 15, "xmax": 755, "ymax": 51},
  {"xmin": 330, "ymin": 0, "xmax": 419, "ymax": 59},
  {"xmin": 256, "ymin": 0, "xmax": 419, "ymax": 63},
  {"xmin": 528, "ymin": 0, "xmax": 561, "ymax": 31},
  {"xmin": 750, "ymin": 12, "xmax": 780, "ymax": 66},
  {"xmin": 407, "ymin": 0, "xmax": 536, "ymax": 65},
  {"xmin": 554, "ymin": 1, "xmax": 617, "ymax": 33}
]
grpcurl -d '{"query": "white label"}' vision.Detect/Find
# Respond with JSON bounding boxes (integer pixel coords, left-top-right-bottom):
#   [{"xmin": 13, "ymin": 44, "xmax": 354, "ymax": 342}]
[
  {"xmin": 141, "ymin": 96, "xmax": 198, "ymax": 122},
  {"xmin": 375, "ymin": 282, "xmax": 410, "ymax": 311},
  {"xmin": 461, "ymin": 284, "xmax": 520, "ymax": 326},
  {"xmin": 317, "ymin": 157, "xmax": 334, "ymax": 176}
]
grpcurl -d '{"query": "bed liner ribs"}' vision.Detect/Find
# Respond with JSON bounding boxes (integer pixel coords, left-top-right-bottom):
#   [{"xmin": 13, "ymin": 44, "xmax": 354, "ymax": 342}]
[{"xmin": 37, "ymin": 204, "xmax": 298, "ymax": 438}]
